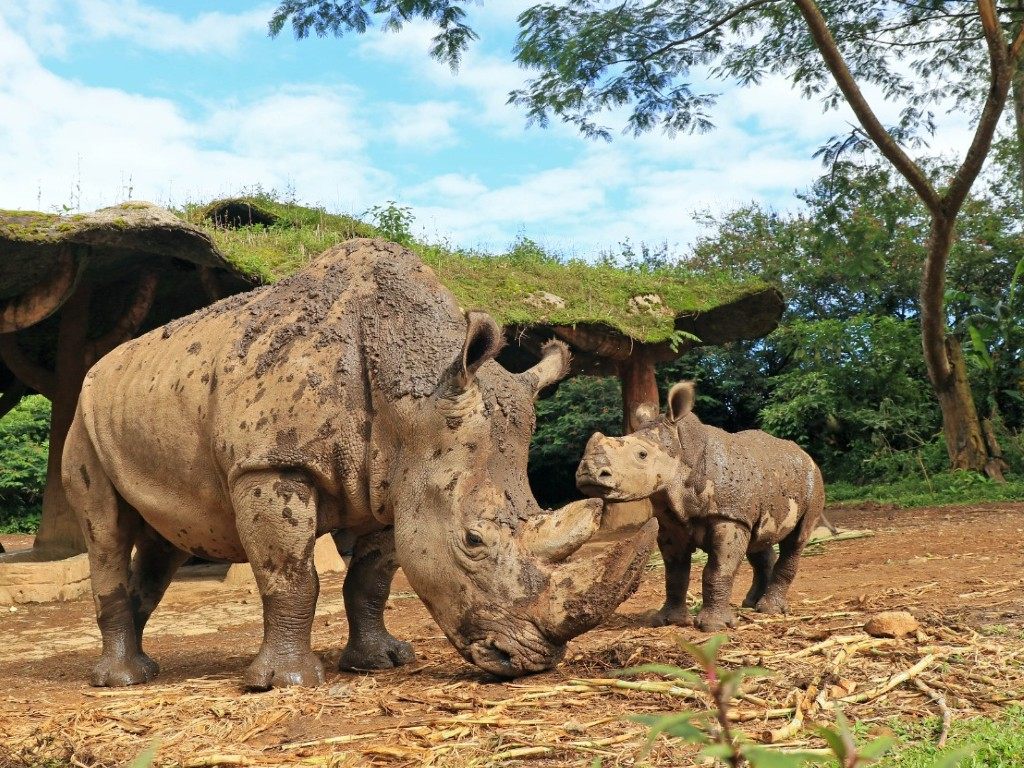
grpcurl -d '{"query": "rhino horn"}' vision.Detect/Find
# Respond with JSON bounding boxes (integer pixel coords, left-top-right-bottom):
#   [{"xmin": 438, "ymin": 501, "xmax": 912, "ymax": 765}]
[
  {"xmin": 519, "ymin": 498, "xmax": 603, "ymax": 563},
  {"xmin": 537, "ymin": 518, "xmax": 658, "ymax": 644},
  {"xmin": 515, "ymin": 339, "xmax": 571, "ymax": 399}
]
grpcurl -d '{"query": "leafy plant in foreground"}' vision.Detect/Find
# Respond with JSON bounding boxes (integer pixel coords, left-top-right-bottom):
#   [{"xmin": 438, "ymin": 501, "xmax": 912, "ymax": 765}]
[{"xmin": 621, "ymin": 635, "xmax": 972, "ymax": 768}]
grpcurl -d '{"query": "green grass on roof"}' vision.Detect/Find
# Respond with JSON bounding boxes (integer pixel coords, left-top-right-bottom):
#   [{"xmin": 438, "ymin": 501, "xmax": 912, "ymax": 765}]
[{"xmin": 182, "ymin": 196, "xmax": 772, "ymax": 344}]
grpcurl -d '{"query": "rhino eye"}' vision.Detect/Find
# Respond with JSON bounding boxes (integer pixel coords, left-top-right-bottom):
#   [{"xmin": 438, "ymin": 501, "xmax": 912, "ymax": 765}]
[
  {"xmin": 637, "ymin": 450, "xmax": 648, "ymax": 461},
  {"xmin": 465, "ymin": 530, "xmax": 485, "ymax": 548}
]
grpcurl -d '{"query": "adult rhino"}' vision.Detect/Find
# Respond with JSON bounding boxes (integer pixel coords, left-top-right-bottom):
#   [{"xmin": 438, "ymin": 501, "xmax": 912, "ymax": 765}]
[{"xmin": 63, "ymin": 239, "xmax": 656, "ymax": 689}]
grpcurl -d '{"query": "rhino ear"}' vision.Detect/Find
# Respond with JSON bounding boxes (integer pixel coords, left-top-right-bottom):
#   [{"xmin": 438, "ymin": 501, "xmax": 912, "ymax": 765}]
[
  {"xmin": 449, "ymin": 311, "xmax": 504, "ymax": 392},
  {"xmin": 633, "ymin": 402, "xmax": 659, "ymax": 428},
  {"xmin": 517, "ymin": 339, "xmax": 571, "ymax": 400},
  {"xmin": 666, "ymin": 381, "xmax": 695, "ymax": 424}
]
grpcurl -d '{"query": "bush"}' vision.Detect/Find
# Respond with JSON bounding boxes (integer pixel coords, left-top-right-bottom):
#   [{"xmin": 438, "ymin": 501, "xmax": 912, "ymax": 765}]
[
  {"xmin": 530, "ymin": 376, "xmax": 622, "ymax": 508},
  {"xmin": 0, "ymin": 396, "xmax": 50, "ymax": 533},
  {"xmin": 760, "ymin": 316, "xmax": 942, "ymax": 483}
]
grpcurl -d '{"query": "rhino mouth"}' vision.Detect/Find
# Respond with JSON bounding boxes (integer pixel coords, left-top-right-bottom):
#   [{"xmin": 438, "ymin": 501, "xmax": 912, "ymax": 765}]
[
  {"xmin": 577, "ymin": 479, "xmax": 615, "ymax": 497},
  {"xmin": 464, "ymin": 628, "xmax": 565, "ymax": 678},
  {"xmin": 575, "ymin": 468, "xmax": 618, "ymax": 498}
]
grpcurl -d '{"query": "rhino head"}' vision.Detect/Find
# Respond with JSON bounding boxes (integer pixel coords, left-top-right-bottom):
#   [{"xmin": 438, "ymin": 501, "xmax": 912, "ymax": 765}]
[
  {"xmin": 380, "ymin": 313, "xmax": 657, "ymax": 677},
  {"xmin": 575, "ymin": 381, "xmax": 699, "ymax": 503}
]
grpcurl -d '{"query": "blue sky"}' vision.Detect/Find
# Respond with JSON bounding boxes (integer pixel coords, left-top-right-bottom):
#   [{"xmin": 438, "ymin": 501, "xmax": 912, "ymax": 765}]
[{"xmin": 0, "ymin": 1, "xmax": 972, "ymax": 255}]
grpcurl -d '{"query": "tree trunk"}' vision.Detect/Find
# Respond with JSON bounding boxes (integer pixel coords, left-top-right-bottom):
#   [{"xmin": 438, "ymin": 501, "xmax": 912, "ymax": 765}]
[
  {"xmin": 618, "ymin": 351, "xmax": 659, "ymax": 433},
  {"xmin": 932, "ymin": 336, "xmax": 995, "ymax": 474},
  {"xmin": 1012, "ymin": 64, "xmax": 1024, "ymax": 203},
  {"xmin": 920, "ymin": 217, "xmax": 1002, "ymax": 479},
  {"xmin": 1014, "ymin": 4, "xmax": 1024, "ymax": 203},
  {"xmin": 32, "ymin": 285, "xmax": 93, "ymax": 559}
]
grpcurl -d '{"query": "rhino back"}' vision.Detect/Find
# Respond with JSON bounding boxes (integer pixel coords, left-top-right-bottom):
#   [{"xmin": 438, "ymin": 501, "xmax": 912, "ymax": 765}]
[
  {"xmin": 78, "ymin": 239, "xmax": 470, "ymax": 555},
  {"xmin": 700, "ymin": 426, "xmax": 818, "ymax": 530}
]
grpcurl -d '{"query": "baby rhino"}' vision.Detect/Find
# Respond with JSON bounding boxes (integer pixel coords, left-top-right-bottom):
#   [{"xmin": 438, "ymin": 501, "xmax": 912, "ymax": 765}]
[{"xmin": 576, "ymin": 381, "xmax": 823, "ymax": 632}]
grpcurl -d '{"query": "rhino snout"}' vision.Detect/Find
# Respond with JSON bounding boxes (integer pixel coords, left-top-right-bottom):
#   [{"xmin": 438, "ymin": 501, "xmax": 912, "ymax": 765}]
[
  {"xmin": 575, "ymin": 456, "xmax": 617, "ymax": 497},
  {"xmin": 466, "ymin": 634, "xmax": 565, "ymax": 678}
]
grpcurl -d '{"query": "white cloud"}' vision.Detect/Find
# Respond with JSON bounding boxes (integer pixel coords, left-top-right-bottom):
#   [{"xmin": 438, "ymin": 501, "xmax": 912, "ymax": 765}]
[
  {"xmin": 0, "ymin": 1, "xmax": 70, "ymax": 57},
  {"xmin": 0, "ymin": 3, "xmax": 995, "ymax": 256},
  {"xmin": 0, "ymin": 15, "xmax": 387, "ymax": 214},
  {"xmin": 356, "ymin": 19, "xmax": 541, "ymax": 135},
  {"xmin": 74, "ymin": 0, "xmax": 270, "ymax": 55},
  {"xmin": 0, "ymin": 0, "xmax": 272, "ymax": 56},
  {"xmin": 382, "ymin": 101, "xmax": 462, "ymax": 148}
]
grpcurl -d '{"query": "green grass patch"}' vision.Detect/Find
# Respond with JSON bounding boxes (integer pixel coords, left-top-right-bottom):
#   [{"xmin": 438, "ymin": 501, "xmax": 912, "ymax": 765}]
[
  {"xmin": 877, "ymin": 706, "xmax": 1024, "ymax": 767},
  {"xmin": 827, "ymin": 471, "xmax": 1024, "ymax": 509},
  {"xmin": 183, "ymin": 196, "xmax": 771, "ymax": 344}
]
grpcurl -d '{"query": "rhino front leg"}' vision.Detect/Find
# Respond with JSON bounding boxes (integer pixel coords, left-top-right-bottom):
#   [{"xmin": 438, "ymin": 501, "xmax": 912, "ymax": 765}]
[
  {"xmin": 339, "ymin": 529, "xmax": 416, "ymax": 671},
  {"xmin": 742, "ymin": 548, "xmax": 777, "ymax": 609},
  {"xmin": 232, "ymin": 471, "xmax": 325, "ymax": 690},
  {"xmin": 650, "ymin": 514, "xmax": 694, "ymax": 627},
  {"xmin": 695, "ymin": 520, "xmax": 749, "ymax": 632}
]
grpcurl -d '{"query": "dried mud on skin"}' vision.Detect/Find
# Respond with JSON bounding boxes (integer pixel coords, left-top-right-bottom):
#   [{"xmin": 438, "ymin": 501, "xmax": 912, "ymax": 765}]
[{"xmin": 3, "ymin": 505, "xmax": 1024, "ymax": 767}]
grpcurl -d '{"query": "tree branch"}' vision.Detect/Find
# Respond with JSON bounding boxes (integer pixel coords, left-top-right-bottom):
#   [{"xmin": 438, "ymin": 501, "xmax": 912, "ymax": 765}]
[
  {"xmin": 1010, "ymin": 13, "xmax": 1024, "ymax": 58},
  {"xmin": 943, "ymin": 0, "xmax": 1013, "ymax": 216},
  {"xmin": 0, "ymin": 334, "xmax": 56, "ymax": 399},
  {"xmin": 639, "ymin": 0, "xmax": 781, "ymax": 62},
  {"xmin": 791, "ymin": 0, "xmax": 942, "ymax": 213},
  {"xmin": 87, "ymin": 271, "xmax": 158, "ymax": 363}
]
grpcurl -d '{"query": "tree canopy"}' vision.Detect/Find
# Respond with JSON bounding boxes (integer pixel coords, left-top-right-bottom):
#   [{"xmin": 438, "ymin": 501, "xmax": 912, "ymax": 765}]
[{"xmin": 271, "ymin": 0, "xmax": 1024, "ymax": 480}]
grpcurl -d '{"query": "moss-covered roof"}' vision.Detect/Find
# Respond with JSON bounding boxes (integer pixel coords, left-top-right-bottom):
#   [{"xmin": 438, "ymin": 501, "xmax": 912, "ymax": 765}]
[
  {"xmin": 0, "ymin": 202, "xmax": 246, "ymax": 300},
  {"xmin": 186, "ymin": 197, "xmax": 782, "ymax": 346}
]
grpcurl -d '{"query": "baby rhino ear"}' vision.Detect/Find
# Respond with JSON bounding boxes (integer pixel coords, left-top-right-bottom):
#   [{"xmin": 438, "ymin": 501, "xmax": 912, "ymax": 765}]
[
  {"xmin": 632, "ymin": 402, "xmax": 659, "ymax": 428},
  {"xmin": 666, "ymin": 381, "xmax": 696, "ymax": 424}
]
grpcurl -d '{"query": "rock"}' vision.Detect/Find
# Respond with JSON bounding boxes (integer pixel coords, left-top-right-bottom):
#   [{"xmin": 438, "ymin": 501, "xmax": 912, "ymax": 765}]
[
  {"xmin": 865, "ymin": 611, "xmax": 919, "ymax": 638},
  {"xmin": 524, "ymin": 291, "xmax": 566, "ymax": 310},
  {"xmin": 628, "ymin": 293, "xmax": 670, "ymax": 315}
]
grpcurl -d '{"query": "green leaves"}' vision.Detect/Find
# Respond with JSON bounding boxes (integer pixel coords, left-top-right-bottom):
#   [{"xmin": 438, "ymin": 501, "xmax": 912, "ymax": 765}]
[
  {"xmin": 362, "ymin": 201, "xmax": 415, "ymax": 246},
  {"xmin": 0, "ymin": 395, "xmax": 50, "ymax": 533},
  {"xmin": 269, "ymin": 1, "xmax": 478, "ymax": 67}
]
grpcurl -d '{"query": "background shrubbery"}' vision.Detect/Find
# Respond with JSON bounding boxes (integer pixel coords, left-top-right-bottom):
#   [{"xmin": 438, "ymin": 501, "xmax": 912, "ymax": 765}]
[
  {"xmin": 0, "ymin": 396, "xmax": 50, "ymax": 533},
  {"xmin": 529, "ymin": 159, "xmax": 1024, "ymax": 509}
]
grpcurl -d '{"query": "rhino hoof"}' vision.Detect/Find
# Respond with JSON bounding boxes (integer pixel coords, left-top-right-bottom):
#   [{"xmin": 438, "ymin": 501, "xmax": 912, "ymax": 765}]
[
  {"xmin": 754, "ymin": 596, "xmax": 788, "ymax": 615},
  {"xmin": 90, "ymin": 652, "xmax": 159, "ymax": 687},
  {"xmin": 694, "ymin": 609, "xmax": 737, "ymax": 632},
  {"xmin": 339, "ymin": 636, "xmax": 416, "ymax": 671},
  {"xmin": 649, "ymin": 607, "xmax": 691, "ymax": 628},
  {"xmin": 243, "ymin": 650, "xmax": 325, "ymax": 690}
]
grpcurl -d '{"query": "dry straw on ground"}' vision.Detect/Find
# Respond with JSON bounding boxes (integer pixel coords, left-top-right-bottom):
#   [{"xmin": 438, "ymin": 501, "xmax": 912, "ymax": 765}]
[{"xmin": 3, "ymin": 581, "xmax": 1023, "ymax": 768}]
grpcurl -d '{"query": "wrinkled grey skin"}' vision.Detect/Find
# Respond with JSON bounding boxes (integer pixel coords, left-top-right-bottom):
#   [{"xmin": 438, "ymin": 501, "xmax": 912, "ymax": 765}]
[
  {"xmin": 576, "ymin": 381, "xmax": 824, "ymax": 632},
  {"xmin": 63, "ymin": 239, "xmax": 656, "ymax": 689}
]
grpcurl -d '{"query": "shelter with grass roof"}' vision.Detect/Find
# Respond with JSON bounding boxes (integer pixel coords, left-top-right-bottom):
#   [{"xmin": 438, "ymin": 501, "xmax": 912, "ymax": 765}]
[
  {"xmin": 194, "ymin": 197, "xmax": 783, "ymax": 434},
  {"xmin": 0, "ymin": 202, "xmax": 256, "ymax": 560},
  {"xmin": 0, "ymin": 197, "xmax": 782, "ymax": 575}
]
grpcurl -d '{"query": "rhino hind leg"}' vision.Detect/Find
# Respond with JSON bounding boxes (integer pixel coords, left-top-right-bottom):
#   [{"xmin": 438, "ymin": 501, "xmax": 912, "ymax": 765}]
[
  {"xmin": 129, "ymin": 522, "xmax": 189, "ymax": 644},
  {"xmin": 338, "ymin": 529, "xmax": 415, "ymax": 671},
  {"xmin": 64, "ymin": 419, "xmax": 158, "ymax": 687},
  {"xmin": 649, "ymin": 514, "xmax": 694, "ymax": 628},
  {"xmin": 232, "ymin": 471, "xmax": 325, "ymax": 690},
  {"xmin": 754, "ymin": 511, "xmax": 817, "ymax": 616},
  {"xmin": 741, "ymin": 548, "xmax": 778, "ymax": 609}
]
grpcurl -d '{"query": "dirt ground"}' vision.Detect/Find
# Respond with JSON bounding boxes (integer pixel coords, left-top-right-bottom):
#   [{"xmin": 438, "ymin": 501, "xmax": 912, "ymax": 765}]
[{"xmin": 2, "ymin": 503, "xmax": 1023, "ymax": 767}]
